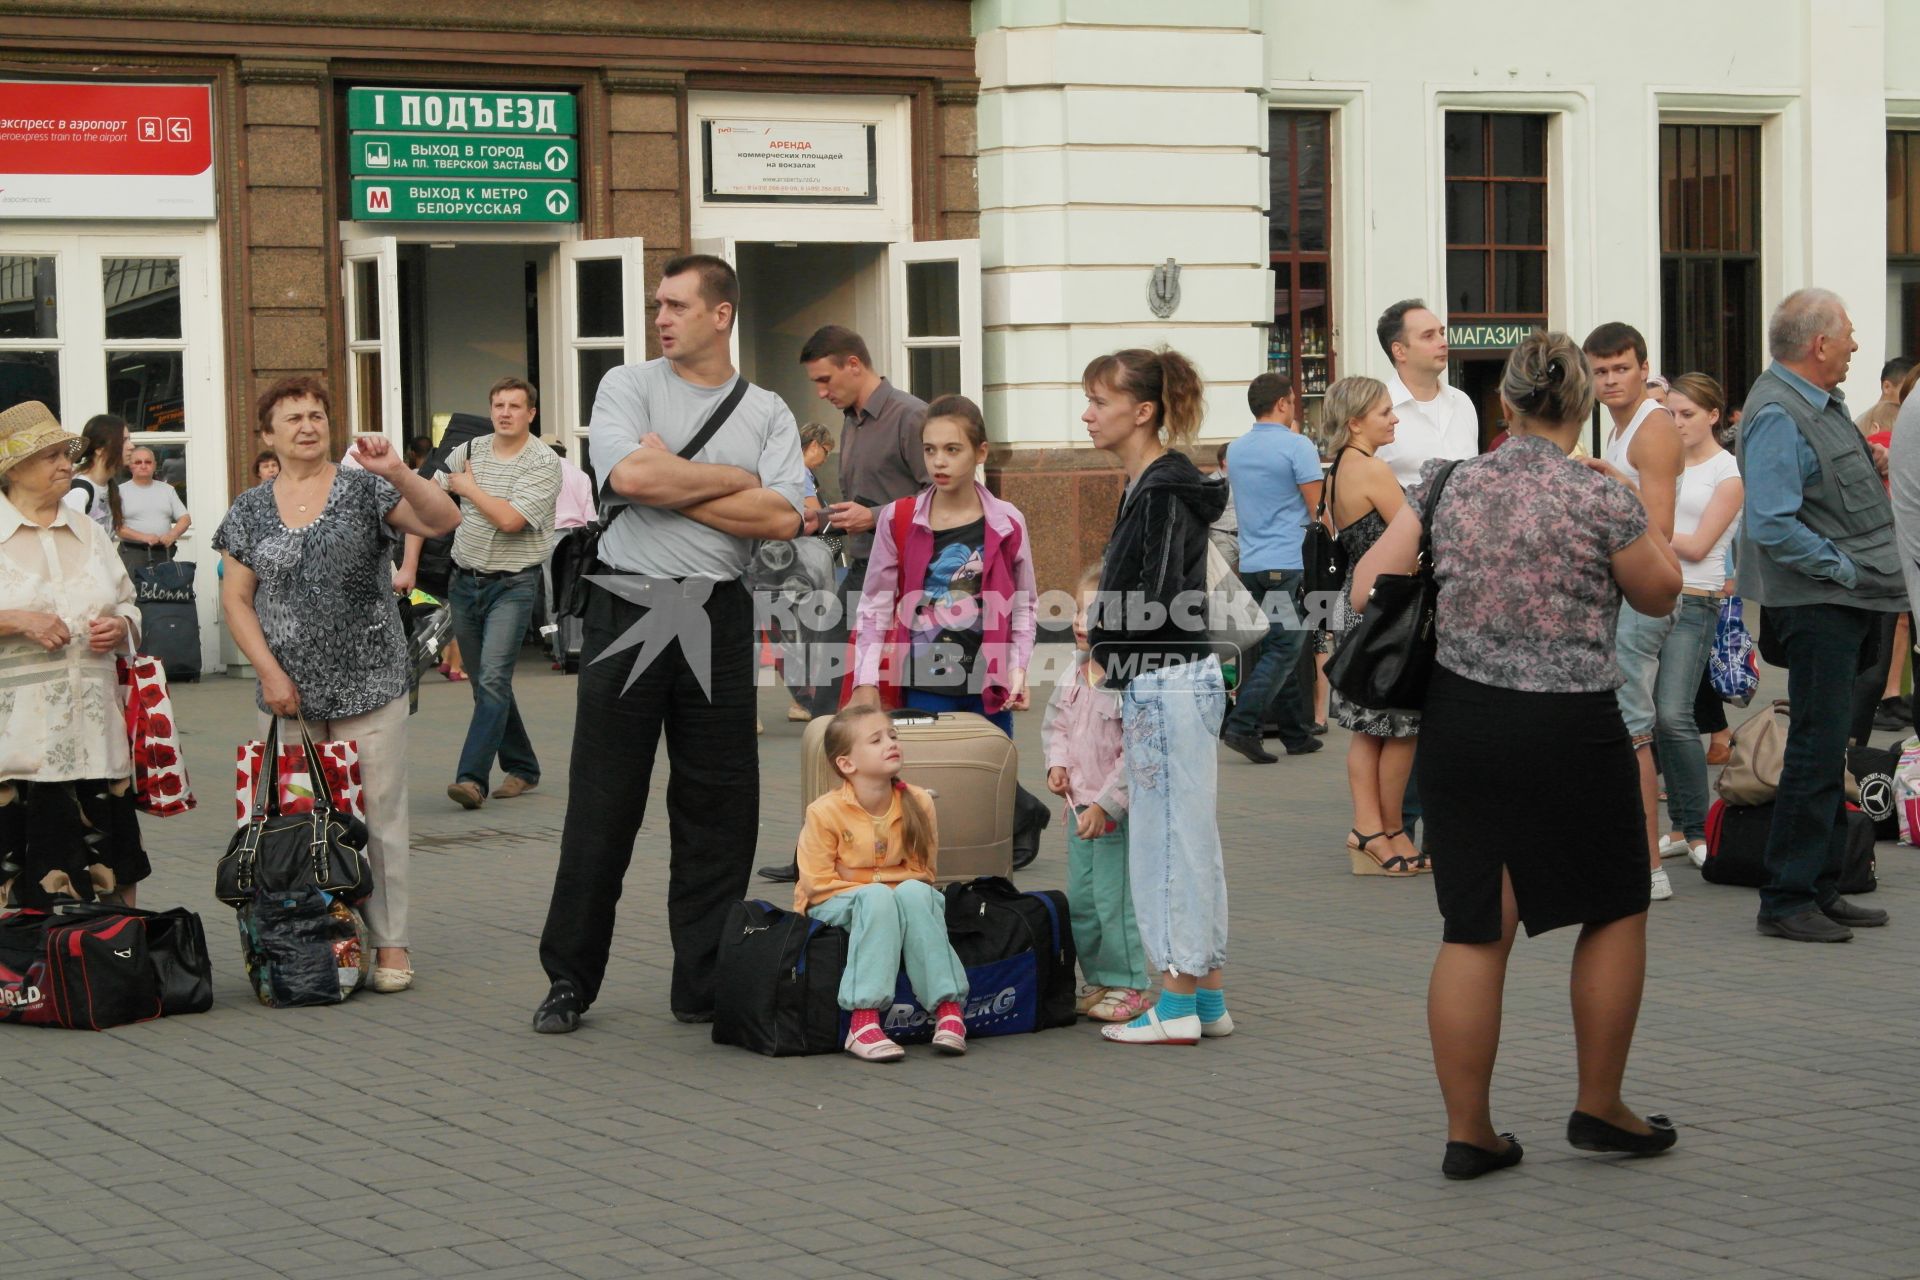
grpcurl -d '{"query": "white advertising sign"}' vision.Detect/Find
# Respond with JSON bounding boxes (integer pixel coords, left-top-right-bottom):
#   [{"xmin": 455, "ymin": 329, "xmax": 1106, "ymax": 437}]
[{"xmin": 704, "ymin": 119, "xmax": 875, "ymax": 203}]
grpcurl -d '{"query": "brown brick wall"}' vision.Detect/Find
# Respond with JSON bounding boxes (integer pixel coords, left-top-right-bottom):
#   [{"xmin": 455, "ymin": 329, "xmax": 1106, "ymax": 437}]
[
  {"xmin": 606, "ymin": 81, "xmax": 684, "ymax": 361},
  {"xmin": 238, "ymin": 63, "xmax": 329, "ymax": 464},
  {"xmin": 936, "ymin": 84, "xmax": 978, "ymax": 241}
]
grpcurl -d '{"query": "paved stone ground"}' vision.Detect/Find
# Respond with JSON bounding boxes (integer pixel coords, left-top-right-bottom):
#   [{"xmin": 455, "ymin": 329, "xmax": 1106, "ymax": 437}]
[{"xmin": 5, "ymin": 649, "xmax": 1919, "ymax": 1280}]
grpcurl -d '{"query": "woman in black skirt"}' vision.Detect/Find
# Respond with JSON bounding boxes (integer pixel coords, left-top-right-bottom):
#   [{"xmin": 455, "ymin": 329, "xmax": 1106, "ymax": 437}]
[{"xmin": 1350, "ymin": 331, "xmax": 1684, "ymax": 1180}]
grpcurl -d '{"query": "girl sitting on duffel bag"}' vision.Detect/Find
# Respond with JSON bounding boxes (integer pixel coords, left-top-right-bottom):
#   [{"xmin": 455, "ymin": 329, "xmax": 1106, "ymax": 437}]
[{"xmin": 796, "ymin": 706, "xmax": 970, "ymax": 1063}]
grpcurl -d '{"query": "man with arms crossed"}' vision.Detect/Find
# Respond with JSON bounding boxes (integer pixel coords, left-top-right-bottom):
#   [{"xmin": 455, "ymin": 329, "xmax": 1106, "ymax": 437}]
[
  {"xmin": 1584, "ymin": 322, "xmax": 1685, "ymax": 904},
  {"xmin": 1741, "ymin": 289, "xmax": 1902, "ymax": 942},
  {"xmin": 1218, "ymin": 371, "xmax": 1324, "ymax": 762},
  {"xmin": 534, "ymin": 255, "xmax": 807, "ymax": 1032},
  {"xmin": 441, "ymin": 377, "xmax": 561, "ymax": 811}
]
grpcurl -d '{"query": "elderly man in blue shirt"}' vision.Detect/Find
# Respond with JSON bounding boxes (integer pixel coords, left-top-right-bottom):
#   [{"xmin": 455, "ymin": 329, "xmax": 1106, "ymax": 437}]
[
  {"xmin": 1736, "ymin": 287, "xmax": 1905, "ymax": 943},
  {"xmin": 1218, "ymin": 372, "xmax": 1326, "ymax": 763}
]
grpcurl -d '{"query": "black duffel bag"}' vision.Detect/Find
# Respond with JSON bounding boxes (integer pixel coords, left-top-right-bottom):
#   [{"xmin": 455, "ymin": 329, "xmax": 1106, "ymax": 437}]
[
  {"xmin": 711, "ymin": 899, "xmax": 849, "ymax": 1057},
  {"xmin": 216, "ymin": 720, "xmax": 372, "ymax": 908},
  {"xmin": 1703, "ymin": 800, "xmax": 1877, "ymax": 895},
  {"xmin": 50, "ymin": 899, "xmax": 212, "ymax": 1016},
  {"xmin": 1846, "ymin": 744, "xmax": 1900, "ymax": 842}
]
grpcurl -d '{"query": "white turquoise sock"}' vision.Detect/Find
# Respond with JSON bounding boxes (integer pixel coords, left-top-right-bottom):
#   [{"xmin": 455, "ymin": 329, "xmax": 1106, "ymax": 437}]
[
  {"xmin": 1195, "ymin": 988, "xmax": 1226, "ymax": 1023},
  {"xmin": 1131, "ymin": 990, "xmax": 1195, "ymax": 1028}
]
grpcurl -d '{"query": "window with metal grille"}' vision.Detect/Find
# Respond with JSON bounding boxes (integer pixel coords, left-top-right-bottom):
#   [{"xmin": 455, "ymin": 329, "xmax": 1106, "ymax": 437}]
[{"xmin": 1659, "ymin": 123, "xmax": 1761, "ymax": 403}]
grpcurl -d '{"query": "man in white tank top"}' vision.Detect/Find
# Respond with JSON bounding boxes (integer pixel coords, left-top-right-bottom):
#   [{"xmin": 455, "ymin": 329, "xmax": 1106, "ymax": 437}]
[{"xmin": 1585, "ymin": 322, "xmax": 1685, "ymax": 901}]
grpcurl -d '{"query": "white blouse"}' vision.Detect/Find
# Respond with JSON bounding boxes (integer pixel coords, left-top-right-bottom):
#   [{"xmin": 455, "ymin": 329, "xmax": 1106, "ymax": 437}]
[{"xmin": 0, "ymin": 493, "xmax": 143, "ymax": 782}]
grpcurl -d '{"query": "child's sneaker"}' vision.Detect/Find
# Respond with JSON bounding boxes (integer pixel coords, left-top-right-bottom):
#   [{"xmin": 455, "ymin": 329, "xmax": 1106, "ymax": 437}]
[
  {"xmin": 931, "ymin": 1001, "xmax": 968, "ymax": 1055},
  {"xmin": 845, "ymin": 1010, "xmax": 904, "ymax": 1062}
]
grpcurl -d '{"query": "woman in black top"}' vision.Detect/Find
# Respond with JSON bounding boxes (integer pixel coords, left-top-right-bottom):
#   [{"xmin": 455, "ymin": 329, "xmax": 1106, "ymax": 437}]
[{"xmin": 1083, "ymin": 347, "xmax": 1234, "ymax": 1046}]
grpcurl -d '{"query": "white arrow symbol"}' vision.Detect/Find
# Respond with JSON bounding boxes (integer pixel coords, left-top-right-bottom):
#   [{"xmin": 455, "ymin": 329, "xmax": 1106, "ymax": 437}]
[
  {"xmin": 545, "ymin": 188, "xmax": 570, "ymax": 215},
  {"xmin": 544, "ymin": 145, "xmax": 567, "ymax": 171}
]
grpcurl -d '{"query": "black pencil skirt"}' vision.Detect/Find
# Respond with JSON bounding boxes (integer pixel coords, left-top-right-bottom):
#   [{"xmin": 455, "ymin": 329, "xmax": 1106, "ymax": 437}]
[{"xmin": 1417, "ymin": 665, "xmax": 1650, "ymax": 944}]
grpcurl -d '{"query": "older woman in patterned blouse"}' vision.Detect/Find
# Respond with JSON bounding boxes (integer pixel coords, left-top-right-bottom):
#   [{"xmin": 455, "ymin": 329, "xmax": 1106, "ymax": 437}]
[
  {"xmin": 0, "ymin": 402, "xmax": 146, "ymax": 909},
  {"xmin": 215, "ymin": 376, "xmax": 459, "ymax": 995}
]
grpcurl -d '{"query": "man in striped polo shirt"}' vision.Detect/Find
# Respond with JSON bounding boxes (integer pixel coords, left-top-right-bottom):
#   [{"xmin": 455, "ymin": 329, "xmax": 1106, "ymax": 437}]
[{"xmin": 441, "ymin": 376, "xmax": 563, "ymax": 810}]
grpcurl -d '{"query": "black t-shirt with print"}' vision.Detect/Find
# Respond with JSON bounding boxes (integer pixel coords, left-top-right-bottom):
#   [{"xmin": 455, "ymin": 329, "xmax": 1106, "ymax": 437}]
[{"xmin": 906, "ymin": 515, "xmax": 986, "ymax": 692}]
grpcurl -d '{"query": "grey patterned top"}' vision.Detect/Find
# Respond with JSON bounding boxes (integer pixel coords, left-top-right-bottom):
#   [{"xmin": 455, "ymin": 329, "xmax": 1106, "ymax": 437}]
[{"xmin": 214, "ymin": 468, "xmax": 409, "ymax": 720}]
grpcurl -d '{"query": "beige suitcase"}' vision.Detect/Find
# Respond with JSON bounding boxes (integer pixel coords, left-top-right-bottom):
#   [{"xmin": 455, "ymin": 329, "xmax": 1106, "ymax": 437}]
[{"xmin": 801, "ymin": 709, "xmax": 1016, "ymax": 883}]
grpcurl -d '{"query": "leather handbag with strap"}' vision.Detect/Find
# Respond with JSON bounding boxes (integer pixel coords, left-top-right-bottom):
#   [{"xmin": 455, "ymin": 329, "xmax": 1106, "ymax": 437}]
[
  {"xmin": 1300, "ymin": 452, "xmax": 1350, "ymax": 598},
  {"xmin": 1324, "ymin": 459, "xmax": 1461, "ymax": 712},
  {"xmin": 1717, "ymin": 699, "xmax": 1860, "ymax": 806},
  {"xmin": 562, "ymin": 375, "xmax": 754, "ymax": 618},
  {"xmin": 216, "ymin": 719, "xmax": 373, "ymax": 909}
]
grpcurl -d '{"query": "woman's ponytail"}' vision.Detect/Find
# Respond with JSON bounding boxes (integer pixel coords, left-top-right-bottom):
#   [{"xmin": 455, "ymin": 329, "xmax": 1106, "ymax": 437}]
[{"xmin": 1080, "ymin": 346, "xmax": 1207, "ymax": 445}]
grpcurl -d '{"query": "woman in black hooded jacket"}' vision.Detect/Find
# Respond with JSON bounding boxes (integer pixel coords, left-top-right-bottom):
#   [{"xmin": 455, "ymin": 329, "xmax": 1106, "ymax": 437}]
[{"xmin": 1083, "ymin": 347, "xmax": 1234, "ymax": 1046}]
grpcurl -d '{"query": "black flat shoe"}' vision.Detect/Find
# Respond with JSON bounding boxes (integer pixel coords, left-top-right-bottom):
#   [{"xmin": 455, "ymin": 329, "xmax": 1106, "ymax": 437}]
[
  {"xmin": 532, "ymin": 980, "xmax": 583, "ymax": 1034},
  {"xmin": 756, "ymin": 861, "xmax": 800, "ymax": 883},
  {"xmin": 1442, "ymin": 1134, "xmax": 1523, "ymax": 1180},
  {"xmin": 1566, "ymin": 1110, "xmax": 1677, "ymax": 1156}
]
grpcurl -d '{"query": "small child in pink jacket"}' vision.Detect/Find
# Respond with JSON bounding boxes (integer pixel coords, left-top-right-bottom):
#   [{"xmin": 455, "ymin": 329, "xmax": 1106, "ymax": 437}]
[{"xmin": 1042, "ymin": 566, "xmax": 1150, "ymax": 1022}]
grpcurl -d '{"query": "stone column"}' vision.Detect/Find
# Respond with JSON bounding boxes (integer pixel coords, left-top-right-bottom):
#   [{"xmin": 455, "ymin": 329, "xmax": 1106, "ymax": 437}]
[
  {"xmin": 973, "ymin": 0, "xmax": 1267, "ymax": 590},
  {"xmin": 1804, "ymin": 0, "xmax": 1889, "ymax": 410},
  {"xmin": 606, "ymin": 71, "xmax": 686, "ymax": 360}
]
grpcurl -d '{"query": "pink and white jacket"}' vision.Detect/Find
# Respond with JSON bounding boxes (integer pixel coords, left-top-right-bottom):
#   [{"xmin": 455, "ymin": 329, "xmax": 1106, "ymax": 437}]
[
  {"xmin": 852, "ymin": 482, "xmax": 1037, "ymax": 716},
  {"xmin": 1040, "ymin": 651, "xmax": 1128, "ymax": 821}
]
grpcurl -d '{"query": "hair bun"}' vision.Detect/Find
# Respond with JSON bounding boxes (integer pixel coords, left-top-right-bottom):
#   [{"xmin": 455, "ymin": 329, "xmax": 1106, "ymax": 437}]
[{"xmin": 1543, "ymin": 355, "xmax": 1565, "ymax": 387}]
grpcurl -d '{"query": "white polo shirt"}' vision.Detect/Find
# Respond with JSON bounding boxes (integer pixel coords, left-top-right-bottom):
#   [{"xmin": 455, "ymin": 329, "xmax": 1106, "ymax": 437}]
[{"xmin": 1374, "ymin": 373, "xmax": 1480, "ymax": 489}]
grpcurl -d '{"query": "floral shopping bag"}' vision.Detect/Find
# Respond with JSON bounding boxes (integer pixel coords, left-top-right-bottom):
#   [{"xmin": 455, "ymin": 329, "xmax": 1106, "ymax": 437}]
[
  {"xmin": 234, "ymin": 732, "xmax": 366, "ymax": 827},
  {"xmin": 118, "ymin": 654, "xmax": 195, "ymax": 818}
]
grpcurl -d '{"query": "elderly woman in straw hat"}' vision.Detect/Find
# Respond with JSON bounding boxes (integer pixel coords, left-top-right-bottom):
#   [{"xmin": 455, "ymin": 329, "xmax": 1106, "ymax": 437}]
[{"xmin": 0, "ymin": 401, "xmax": 149, "ymax": 909}]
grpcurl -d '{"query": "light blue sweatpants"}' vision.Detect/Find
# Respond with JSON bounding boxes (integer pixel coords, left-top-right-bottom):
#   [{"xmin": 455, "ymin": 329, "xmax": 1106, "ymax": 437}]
[{"xmin": 809, "ymin": 880, "xmax": 969, "ymax": 1012}]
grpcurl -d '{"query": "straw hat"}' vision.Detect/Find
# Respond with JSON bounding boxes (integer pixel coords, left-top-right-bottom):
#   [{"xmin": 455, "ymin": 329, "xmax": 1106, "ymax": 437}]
[{"xmin": 0, "ymin": 401, "xmax": 83, "ymax": 478}]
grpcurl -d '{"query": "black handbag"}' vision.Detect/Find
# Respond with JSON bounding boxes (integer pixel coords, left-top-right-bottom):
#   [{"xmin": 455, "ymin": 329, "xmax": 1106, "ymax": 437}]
[
  {"xmin": 1300, "ymin": 453, "xmax": 1350, "ymax": 597},
  {"xmin": 1324, "ymin": 459, "xmax": 1461, "ymax": 712},
  {"xmin": 50, "ymin": 899, "xmax": 213, "ymax": 1016},
  {"xmin": 216, "ymin": 720, "xmax": 373, "ymax": 909},
  {"xmin": 563, "ymin": 376, "xmax": 753, "ymax": 618}
]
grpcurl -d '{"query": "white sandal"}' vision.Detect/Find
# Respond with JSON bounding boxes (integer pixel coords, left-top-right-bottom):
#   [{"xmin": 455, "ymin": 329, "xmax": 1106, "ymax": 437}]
[{"xmin": 1100, "ymin": 1005, "xmax": 1201, "ymax": 1045}]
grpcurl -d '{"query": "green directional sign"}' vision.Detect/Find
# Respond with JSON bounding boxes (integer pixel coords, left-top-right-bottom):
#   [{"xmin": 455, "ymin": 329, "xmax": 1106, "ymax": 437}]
[
  {"xmin": 351, "ymin": 178, "xmax": 578, "ymax": 223},
  {"xmin": 346, "ymin": 87, "xmax": 576, "ymax": 136},
  {"xmin": 350, "ymin": 134, "xmax": 577, "ymax": 180}
]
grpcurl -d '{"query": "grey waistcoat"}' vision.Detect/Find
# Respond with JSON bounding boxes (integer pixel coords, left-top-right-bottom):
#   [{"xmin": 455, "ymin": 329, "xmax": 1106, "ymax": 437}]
[{"xmin": 1734, "ymin": 367, "xmax": 1906, "ymax": 610}]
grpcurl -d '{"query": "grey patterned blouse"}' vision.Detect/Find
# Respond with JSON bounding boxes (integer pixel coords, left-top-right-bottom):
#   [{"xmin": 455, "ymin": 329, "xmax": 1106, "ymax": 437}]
[{"xmin": 213, "ymin": 468, "xmax": 409, "ymax": 720}]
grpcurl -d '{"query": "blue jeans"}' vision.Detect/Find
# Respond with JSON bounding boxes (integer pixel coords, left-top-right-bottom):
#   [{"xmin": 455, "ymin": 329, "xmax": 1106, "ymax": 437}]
[
  {"xmin": 448, "ymin": 566, "xmax": 541, "ymax": 795},
  {"xmin": 1222, "ymin": 569, "xmax": 1314, "ymax": 747},
  {"xmin": 1123, "ymin": 656, "xmax": 1229, "ymax": 977},
  {"xmin": 1614, "ymin": 603, "xmax": 1676, "ymax": 743},
  {"xmin": 810, "ymin": 880, "xmax": 968, "ymax": 1011},
  {"xmin": 1651, "ymin": 594, "xmax": 1718, "ymax": 842},
  {"xmin": 901, "ymin": 687, "xmax": 1013, "ymax": 737},
  {"xmin": 1759, "ymin": 603, "xmax": 1876, "ymax": 919}
]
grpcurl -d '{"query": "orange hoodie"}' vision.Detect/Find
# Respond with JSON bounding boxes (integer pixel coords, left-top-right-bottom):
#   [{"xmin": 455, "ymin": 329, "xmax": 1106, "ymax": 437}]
[{"xmin": 795, "ymin": 781, "xmax": 940, "ymax": 913}]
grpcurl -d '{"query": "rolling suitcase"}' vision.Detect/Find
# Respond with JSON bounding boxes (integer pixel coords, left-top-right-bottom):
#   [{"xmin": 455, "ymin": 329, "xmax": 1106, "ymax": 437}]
[
  {"xmin": 138, "ymin": 600, "xmax": 201, "ymax": 683},
  {"xmin": 801, "ymin": 708, "xmax": 1016, "ymax": 883}
]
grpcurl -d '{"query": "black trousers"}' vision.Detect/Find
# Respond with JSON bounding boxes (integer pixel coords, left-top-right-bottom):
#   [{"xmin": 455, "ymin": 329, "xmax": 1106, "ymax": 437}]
[{"xmin": 538, "ymin": 577, "xmax": 759, "ymax": 1015}]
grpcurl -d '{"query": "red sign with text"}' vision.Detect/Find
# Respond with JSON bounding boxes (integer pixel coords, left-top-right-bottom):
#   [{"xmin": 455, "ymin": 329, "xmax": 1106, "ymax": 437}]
[{"xmin": 0, "ymin": 81, "xmax": 214, "ymax": 218}]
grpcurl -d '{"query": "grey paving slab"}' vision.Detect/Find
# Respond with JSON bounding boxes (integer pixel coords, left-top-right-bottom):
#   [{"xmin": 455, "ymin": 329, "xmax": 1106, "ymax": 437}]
[{"xmin": 7, "ymin": 651, "xmax": 1919, "ymax": 1278}]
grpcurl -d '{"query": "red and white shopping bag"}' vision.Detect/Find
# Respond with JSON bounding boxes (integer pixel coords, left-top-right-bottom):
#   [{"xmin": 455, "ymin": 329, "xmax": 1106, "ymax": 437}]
[
  {"xmin": 118, "ymin": 654, "xmax": 196, "ymax": 818},
  {"xmin": 234, "ymin": 731, "xmax": 366, "ymax": 827}
]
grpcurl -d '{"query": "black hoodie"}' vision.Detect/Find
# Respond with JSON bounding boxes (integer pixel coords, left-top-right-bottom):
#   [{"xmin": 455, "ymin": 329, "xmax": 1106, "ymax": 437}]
[{"xmin": 1091, "ymin": 450, "xmax": 1229, "ymax": 690}]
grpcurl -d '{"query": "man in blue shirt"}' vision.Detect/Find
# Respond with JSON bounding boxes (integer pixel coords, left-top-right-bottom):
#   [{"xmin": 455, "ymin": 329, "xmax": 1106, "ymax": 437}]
[
  {"xmin": 1736, "ymin": 287, "xmax": 1905, "ymax": 943},
  {"xmin": 1219, "ymin": 373, "xmax": 1325, "ymax": 762}
]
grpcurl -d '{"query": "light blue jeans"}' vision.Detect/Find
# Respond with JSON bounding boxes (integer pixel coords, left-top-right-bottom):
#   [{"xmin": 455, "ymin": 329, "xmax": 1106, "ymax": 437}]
[
  {"xmin": 1652, "ymin": 594, "xmax": 1719, "ymax": 842},
  {"xmin": 1615, "ymin": 602, "xmax": 1677, "ymax": 744},
  {"xmin": 1122, "ymin": 657, "xmax": 1229, "ymax": 977},
  {"xmin": 809, "ymin": 880, "xmax": 969, "ymax": 1012}
]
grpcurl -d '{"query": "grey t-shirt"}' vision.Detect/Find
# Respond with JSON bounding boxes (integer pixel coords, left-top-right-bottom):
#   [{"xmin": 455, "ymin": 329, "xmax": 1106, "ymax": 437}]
[
  {"xmin": 588, "ymin": 358, "xmax": 806, "ymax": 580},
  {"xmin": 119, "ymin": 478, "xmax": 186, "ymax": 536}
]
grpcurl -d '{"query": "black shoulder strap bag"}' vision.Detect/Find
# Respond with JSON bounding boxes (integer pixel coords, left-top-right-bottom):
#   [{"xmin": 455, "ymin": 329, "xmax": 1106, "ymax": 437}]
[
  {"xmin": 1300, "ymin": 449, "xmax": 1352, "ymax": 597},
  {"xmin": 561, "ymin": 376, "xmax": 753, "ymax": 618},
  {"xmin": 1324, "ymin": 459, "xmax": 1461, "ymax": 712}
]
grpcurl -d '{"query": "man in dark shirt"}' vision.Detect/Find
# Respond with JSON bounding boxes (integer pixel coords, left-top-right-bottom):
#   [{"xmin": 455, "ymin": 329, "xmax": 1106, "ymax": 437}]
[{"xmin": 758, "ymin": 326, "xmax": 928, "ymax": 882}]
